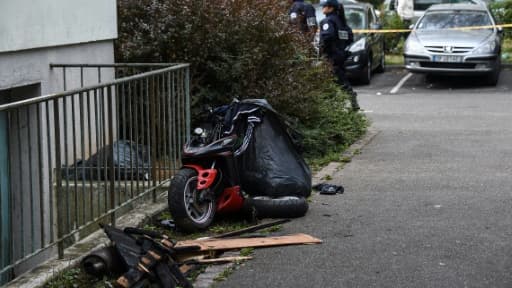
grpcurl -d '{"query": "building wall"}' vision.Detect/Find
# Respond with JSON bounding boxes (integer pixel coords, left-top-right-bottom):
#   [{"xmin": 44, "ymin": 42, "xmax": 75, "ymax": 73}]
[
  {"xmin": 0, "ymin": 0, "xmax": 117, "ymax": 53},
  {"xmin": 0, "ymin": 40, "xmax": 115, "ymax": 94},
  {"xmin": 0, "ymin": 0, "xmax": 118, "ymax": 279}
]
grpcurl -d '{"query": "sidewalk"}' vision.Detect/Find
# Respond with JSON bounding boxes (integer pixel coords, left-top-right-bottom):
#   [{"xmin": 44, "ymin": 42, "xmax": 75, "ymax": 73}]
[{"xmin": 219, "ymin": 78, "xmax": 512, "ymax": 287}]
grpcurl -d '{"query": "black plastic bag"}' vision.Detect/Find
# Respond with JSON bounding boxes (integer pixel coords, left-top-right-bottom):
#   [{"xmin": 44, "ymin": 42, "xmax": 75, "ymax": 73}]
[
  {"xmin": 232, "ymin": 100, "xmax": 312, "ymax": 198},
  {"xmin": 63, "ymin": 140, "xmax": 151, "ymax": 180}
]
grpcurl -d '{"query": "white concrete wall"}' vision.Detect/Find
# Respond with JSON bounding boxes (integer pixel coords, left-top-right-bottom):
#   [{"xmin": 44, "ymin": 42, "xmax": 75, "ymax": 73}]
[
  {"xmin": 0, "ymin": 0, "xmax": 117, "ymax": 53},
  {"xmin": 0, "ymin": 40, "xmax": 116, "ymax": 279},
  {"xmin": 0, "ymin": 40, "xmax": 115, "ymax": 94},
  {"xmin": 0, "ymin": 0, "xmax": 118, "ymax": 280}
]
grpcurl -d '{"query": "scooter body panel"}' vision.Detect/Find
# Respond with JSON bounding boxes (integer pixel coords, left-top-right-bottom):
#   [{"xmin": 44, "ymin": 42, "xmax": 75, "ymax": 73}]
[
  {"xmin": 182, "ymin": 164, "xmax": 218, "ymax": 190},
  {"xmin": 216, "ymin": 186, "xmax": 244, "ymax": 213}
]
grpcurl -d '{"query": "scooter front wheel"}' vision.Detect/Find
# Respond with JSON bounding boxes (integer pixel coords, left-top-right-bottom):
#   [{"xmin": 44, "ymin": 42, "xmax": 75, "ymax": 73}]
[{"xmin": 168, "ymin": 168, "xmax": 216, "ymax": 232}]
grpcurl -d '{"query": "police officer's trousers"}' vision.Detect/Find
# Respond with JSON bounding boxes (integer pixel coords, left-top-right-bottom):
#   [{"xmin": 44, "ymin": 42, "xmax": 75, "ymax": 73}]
[{"xmin": 333, "ymin": 64, "xmax": 359, "ymax": 111}]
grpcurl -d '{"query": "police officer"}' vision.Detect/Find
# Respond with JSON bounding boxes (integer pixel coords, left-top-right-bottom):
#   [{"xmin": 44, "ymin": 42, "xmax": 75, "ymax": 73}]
[
  {"xmin": 319, "ymin": 0, "xmax": 360, "ymax": 111},
  {"xmin": 289, "ymin": 0, "xmax": 317, "ymax": 40}
]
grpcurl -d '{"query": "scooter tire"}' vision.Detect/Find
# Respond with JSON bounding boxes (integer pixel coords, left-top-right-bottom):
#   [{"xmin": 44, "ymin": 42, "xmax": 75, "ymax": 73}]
[
  {"xmin": 247, "ymin": 196, "xmax": 308, "ymax": 219},
  {"xmin": 168, "ymin": 168, "xmax": 215, "ymax": 232}
]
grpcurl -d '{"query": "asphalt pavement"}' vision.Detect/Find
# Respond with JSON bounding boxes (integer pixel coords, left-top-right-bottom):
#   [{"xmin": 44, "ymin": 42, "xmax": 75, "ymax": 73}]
[{"xmin": 219, "ymin": 68, "xmax": 512, "ymax": 288}]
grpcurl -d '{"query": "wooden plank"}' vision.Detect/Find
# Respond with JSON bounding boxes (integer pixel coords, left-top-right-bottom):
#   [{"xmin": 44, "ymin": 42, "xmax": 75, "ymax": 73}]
[
  {"xmin": 190, "ymin": 256, "xmax": 253, "ymax": 264},
  {"xmin": 179, "ymin": 264, "xmax": 194, "ymax": 274},
  {"xmin": 176, "ymin": 233, "xmax": 322, "ymax": 251}
]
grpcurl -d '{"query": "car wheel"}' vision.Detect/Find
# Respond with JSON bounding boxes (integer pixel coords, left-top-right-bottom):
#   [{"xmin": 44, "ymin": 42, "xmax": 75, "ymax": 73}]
[
  {"xmin": 361, "ymin": 55, "xmax": 371, "ymax": 85},
  {"xmin": 486, "ymin": 69, "xmax": 500, "ymax": 86},
  {"xmin": 486, "ymin": 57, "xmax": 501, "ymax": 86}
]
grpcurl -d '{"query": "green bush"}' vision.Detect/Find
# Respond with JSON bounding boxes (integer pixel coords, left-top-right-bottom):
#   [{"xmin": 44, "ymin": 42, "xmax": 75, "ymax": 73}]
[
  {"xmin": 490, "ymin": 0, "xmax": 512, "ymax": 37},
  {"xmin": 382, "ymin": 12, "xmax": 406, "ymax": 54},
  {"xmin": 116, "ymin": 0, "xmax": 367, "ymax": 160}
]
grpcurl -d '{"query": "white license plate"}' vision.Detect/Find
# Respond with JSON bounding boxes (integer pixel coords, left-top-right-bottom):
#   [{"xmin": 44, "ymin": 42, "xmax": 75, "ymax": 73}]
[{"xmin": 433, "ymin": 55, "xmax": 462, "ymax": 63}]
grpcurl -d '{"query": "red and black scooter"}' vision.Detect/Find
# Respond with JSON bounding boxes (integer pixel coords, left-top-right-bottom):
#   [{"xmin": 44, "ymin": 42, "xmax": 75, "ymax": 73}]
[{"xmin": 168, "ymin": 100, "xmax": 309, "ymax": 232}]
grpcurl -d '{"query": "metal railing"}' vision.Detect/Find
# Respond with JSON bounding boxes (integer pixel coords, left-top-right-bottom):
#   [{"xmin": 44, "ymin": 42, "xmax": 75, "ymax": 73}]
[{"xmin": 0, "ymin": 63, "xmax": 190, "ymax": 283}]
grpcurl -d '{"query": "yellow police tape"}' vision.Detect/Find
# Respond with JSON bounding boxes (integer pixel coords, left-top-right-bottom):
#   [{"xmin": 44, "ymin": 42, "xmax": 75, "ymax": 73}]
[{"xmin": 352, "ymin": 23, "xmax": 512, "ymax": 34}]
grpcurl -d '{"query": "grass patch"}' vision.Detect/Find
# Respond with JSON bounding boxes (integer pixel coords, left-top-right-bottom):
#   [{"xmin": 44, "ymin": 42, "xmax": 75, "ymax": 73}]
[
  {"xmin": 308, "ymin": 147, "xmax": 348, "ymax": 171},
  {"xmin": 208, "ymin": 220, "xmax": 251, "ymax": 235},
  {"xmin": 503, "ymin": 37, "xmax": 512, "ymax": 63},
  {"xmin": 44, "ymin": 268, "xmax": 109, "ymax": 288},
  {"xmin": 259, "ymin": 224, "xmax": 283, "ymax": 234},
  {"xmin": 385, "ymin": 54, "xmax": 404, "ymax": 65},
  {"xmin": 213, "ymin": 265, "xmax": 236, "ymax": 282},
  {"xmin": 239, "ymin": 248, "xmax": 255, "ymax": 257},
  {"xmin": 321, "ymin": 175, "xmax": 333, "ymax": 181},
  {"xmin": 186, "ymin": 265, "xmax": 207, "ymax": 282},
  {"xmin": 340, "ymin": 156, "xmax": 352, "ymax": 163}
]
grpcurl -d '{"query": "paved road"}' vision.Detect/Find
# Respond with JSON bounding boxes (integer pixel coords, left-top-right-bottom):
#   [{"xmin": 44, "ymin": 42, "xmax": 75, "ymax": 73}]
[{"xmin": 220, "ymin": 69, "xmax": 512, "ymax": 288}]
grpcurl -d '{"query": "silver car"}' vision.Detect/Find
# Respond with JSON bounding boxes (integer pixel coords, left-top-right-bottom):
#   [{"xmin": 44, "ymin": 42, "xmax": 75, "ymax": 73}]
[{"xmin": 404, "ymin": 3, "xmax": 503, "ymax": 85}]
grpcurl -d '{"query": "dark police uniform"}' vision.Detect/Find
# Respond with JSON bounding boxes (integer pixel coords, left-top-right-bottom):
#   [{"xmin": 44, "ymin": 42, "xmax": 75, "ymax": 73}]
[
  {"xmin": 289, "ymin": 0, "xmax": 317, "ymax": 34},
  {"xmin": 319, "ymin": 11, "xmax": 360, "ymax": 110}
]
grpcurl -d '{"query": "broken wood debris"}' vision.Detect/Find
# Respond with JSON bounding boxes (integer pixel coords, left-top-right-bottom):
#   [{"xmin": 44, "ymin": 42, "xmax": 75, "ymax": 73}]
[
  {"xmin": 82, "ymin": 223, "xmax": 322, "ymax": 288},
  {"xmin": 176, "ymin": 233, "xmax": 322, "ymax": 251},
  {"xmin": 186, "ymin": 256, "xmax": 253, "ymax": 264}
]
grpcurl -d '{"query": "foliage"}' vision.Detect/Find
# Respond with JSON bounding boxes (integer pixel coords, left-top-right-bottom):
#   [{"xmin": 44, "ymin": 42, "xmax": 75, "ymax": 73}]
[
  {"xmin": 44, "ymin": 268, "xmax": 107, "ymax": 288},
  {"xmin": 300, "ymin": 80, "xmax": 368, "ymax": 158},
  {"xmin": 490, "ymin": 0, "xmax": 512, "ymax": 37},
  {"xmin": 116, "ymin": 0, "xmax": 367, "ymax": 160},
  {"xmin": 381, "ymin": 12, "xmax": 406, "ymax": 53},
  {"xmin": 239, "ymin": 247, "xmax": 255, "ymax": 257},
  {"xmin": 503, "ymin": 38, "xmax": 512, "ymax": 63},
  {"xmin": 385, "ymin": 53, "xmax": 404, "ymax": 65}
]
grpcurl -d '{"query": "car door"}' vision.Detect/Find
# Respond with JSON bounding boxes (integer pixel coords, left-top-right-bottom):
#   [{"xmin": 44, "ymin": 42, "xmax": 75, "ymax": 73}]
[
  {"xmin": 368, "ymin": 7, "xmax": 385, "ymax": 69},
  {"xmin": 366, "ymin": 7, "xmax": 378, "ymax": 69}
]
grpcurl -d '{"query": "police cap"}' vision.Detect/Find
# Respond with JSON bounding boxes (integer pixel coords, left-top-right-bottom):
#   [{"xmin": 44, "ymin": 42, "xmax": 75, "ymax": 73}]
[{"xmin": 320, "ymin": 0, "xmax": 339, "ymax": 8}]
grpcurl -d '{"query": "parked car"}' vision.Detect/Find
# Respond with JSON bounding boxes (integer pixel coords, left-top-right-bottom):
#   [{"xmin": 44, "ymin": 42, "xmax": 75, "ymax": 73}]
[
  {"xmin": 314, "ymin": 1, "xmax": 386, "ymax": 84},
  {"xmin": 384, "ymin": 0, "xmax": 487, "ymax": 23},
  {"xmin": 403, "ymin": 3, "xmax": 503, "ymax": 85}
]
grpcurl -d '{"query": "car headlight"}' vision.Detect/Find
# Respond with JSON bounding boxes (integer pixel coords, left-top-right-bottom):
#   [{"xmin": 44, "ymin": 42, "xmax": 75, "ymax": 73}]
[
  {"xmin": 472, "ymin": 39, "xmax": 496, "ymax": 54},
  {"xmin": 405, "ymin": 37, "xmax": 425, "ymax": 54},
  {"xmin": 349, "ymin": 38, "xmax": 366, "ymax": 53}
]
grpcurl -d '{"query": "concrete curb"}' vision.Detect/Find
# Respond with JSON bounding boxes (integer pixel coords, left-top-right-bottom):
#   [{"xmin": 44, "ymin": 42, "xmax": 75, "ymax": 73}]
[
  {"xmin": 313, "ymin": 127, "xmax": 380, "ymax": 185},
  {"xmin": 6, "ymin": 194, "xmax": 168, "ymax": 288}
]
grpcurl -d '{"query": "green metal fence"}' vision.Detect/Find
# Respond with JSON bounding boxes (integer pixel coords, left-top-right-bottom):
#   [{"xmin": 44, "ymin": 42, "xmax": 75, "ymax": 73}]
[{"xmin": 0, "ymin": 63, "xmax": 190, "ymax": 284}]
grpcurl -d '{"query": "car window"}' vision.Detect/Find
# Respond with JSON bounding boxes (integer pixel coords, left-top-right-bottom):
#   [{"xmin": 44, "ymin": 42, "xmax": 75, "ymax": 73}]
[
  {"xmin": 416, "ymin": 10, "xmax": 492, "ymax": 30},
  {"xmin": 414, "ymin": 0, "xmax": 481, "ymax": 12},
  {"xmin": 414, "ymin": 0, "xmax": 446, "ymax": 11},
  {"xmin": 346, "ymin": 8, "xmax": 366, "ymax": 29}
]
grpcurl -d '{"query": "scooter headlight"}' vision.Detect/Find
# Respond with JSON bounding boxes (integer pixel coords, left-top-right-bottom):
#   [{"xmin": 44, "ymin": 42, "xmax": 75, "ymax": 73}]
[{"xmin": 194, "ymin": 127, "xmax": 204, "ymax": 135}]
